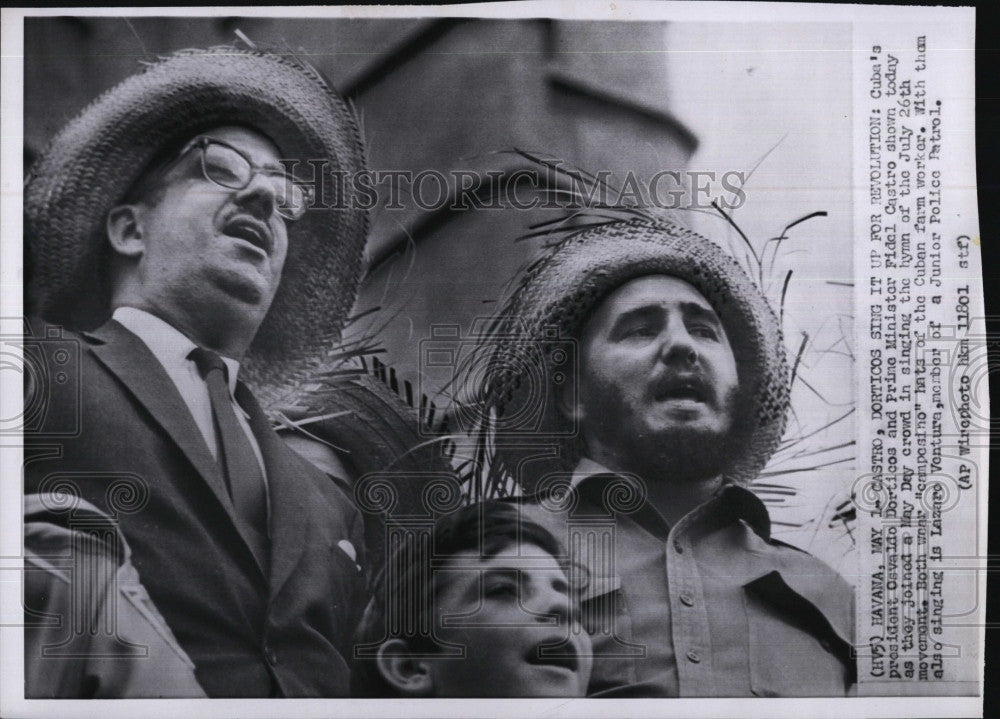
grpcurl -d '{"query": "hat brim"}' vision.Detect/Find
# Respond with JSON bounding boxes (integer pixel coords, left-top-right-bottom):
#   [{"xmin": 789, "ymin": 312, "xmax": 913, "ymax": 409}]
[
  {"xmin": 482, "ymin": 218, "xmax": 790, "ymax": 487},
  {"xmin": 25, "ymin": 48, "xmax": 369, "ymax": 388},
  {"xmin": 279, "ymin": 372, "xmax": 456, "ymax": 571}
]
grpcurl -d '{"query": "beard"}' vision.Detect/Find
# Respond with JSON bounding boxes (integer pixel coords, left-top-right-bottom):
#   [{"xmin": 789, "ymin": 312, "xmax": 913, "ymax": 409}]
[
  {"xmin": 585, "ymin": 384, "xmax": 742, "ymax": 484},
  {"xmin": 630, "ymin": 420, "xmax": 734, "ymax": 482}
]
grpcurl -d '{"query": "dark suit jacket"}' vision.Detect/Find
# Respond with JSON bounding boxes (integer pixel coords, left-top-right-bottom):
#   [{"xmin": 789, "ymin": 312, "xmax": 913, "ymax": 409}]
[{"xmin": 23, "ymin": 319, "xmax": 368, "ymax": 697}]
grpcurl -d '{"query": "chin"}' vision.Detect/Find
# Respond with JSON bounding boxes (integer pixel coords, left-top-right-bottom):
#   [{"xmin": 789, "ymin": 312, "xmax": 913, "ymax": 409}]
[{"xmin": 208, "ymin": 265, "xmax": 273, "ymax": 308}]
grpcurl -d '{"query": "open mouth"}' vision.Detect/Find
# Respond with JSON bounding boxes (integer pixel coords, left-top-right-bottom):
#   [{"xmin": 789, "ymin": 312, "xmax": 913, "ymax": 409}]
[
  {"xmin": 524, "ymin": 641, "xmax": 579, "ymax": 673},
  {"xmin": 653, "ymin": 376, "xmax": 711, "ymax": 404},
  {"xmin": 223, "ymin": 215, "xmax": 272, "ymax": 256}
]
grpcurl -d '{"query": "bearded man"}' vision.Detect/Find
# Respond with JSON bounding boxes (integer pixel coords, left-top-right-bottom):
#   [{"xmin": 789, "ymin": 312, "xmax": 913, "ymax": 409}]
[
  {"xmin": 475, "ymin": 218, "xmax": 855, "ymax": 697},
  {"xmin": 23, "ymin": 47, "xmax": 369, "ymax": 697}
]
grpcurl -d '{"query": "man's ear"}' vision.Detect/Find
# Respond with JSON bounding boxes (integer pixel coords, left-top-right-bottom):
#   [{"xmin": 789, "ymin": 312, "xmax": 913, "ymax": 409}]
[
  {"xmin": 375, "ymin": 639, "xmax": 434, "ymax": 697},
  {"xmin": 556, "ymin": 374, "xmax": 585, "ymax": 426},
  {"xmin": 106, "ymin": 204, "xmax": 146, "ymax": 259}
]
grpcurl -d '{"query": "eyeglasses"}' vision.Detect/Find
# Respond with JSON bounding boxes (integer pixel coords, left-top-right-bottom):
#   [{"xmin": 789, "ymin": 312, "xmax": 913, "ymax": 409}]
[{"xmin": 177, "ymin": 136, "xmax": 314, "ymax": 221}]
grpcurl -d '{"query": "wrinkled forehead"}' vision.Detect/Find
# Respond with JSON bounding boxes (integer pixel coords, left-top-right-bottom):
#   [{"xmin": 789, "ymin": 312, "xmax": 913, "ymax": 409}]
[
  {"xmin": 584, "ymin": 274, "xmax": 724, "ymax": 332},
  {"xmin": 441, "ymin": 545, "xmax": 566, "ymax": 570},
  {"xmin": 433, "ymin": 545, "xmax": 569, "ymax": 589}
]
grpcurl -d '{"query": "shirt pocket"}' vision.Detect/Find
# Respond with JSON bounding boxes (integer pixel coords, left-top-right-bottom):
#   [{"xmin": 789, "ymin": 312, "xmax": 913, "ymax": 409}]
[
  {"xmin": 580, "ymin": 574, "xmax": 644, "ymax": 694},
  {"xmin": 743, "ymin": 570, "xmax": 855, "ymax": 697}
]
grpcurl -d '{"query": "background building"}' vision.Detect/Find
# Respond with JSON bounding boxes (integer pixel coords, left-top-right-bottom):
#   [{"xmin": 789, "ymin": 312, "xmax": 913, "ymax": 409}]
[
  {"xmin": 24, "ymin": 16, "xmax": 855, "ymax": 572},
  {"xmin": 25, "ymin": 16, "xmax": 694, "ymax": 390}
]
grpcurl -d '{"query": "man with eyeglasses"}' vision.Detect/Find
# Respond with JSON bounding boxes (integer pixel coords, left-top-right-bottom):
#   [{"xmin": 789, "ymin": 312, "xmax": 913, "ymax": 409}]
[{"xmin": 24, "ymin": 48, "xmax": 370, "ymax": 697}]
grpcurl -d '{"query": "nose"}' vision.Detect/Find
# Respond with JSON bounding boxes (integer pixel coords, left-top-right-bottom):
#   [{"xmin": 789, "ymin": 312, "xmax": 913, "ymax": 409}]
[
  {"xmin": 528, "ymin": 582, "xmax": 572, "ymax": 628},
  {"xmin": 659, "ymin": 316, "xmax": 698, "ymax": 367},
  {"xmin": 233, "ymin": 172, "xmax": 278, "ymax": 222}
]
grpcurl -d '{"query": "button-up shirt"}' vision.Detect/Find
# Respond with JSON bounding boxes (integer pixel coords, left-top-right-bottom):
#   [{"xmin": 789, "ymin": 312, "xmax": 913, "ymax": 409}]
[
  {"xmin": 515, "ymin": 458, "xmax": 855, "ymax": 697},
  {"xmin": 111, "ymin": 307, "xmax": 267, "ymax": 484}
]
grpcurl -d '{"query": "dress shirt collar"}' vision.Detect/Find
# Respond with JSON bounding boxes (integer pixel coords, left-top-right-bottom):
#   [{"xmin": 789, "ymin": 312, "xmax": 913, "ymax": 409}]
[
  {"xmin": 568, "ymin": 456, "xmax": 773, "ymax": 541},
  {"xmin": 112, "ymin": 307, "xmax": 241, "ymax": 394}
]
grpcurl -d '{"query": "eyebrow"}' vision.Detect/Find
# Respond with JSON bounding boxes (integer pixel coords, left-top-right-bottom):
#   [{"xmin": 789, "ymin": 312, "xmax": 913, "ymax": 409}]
[
  {"xmin": 258, "ymin": 157, "xmax": 290, "ymax": 174},
  {"xmin": 610, "ymin": 301, "xmax": 722, "ymax": 333},
  {"xmin": 680, "ymin": 301, "xmax": 724, "ymax": 327},
  {"xmin": 457, "ymin": 567, "xmax": 571, "ymax": 591},
  {"xmin": 454, "ymin": 568, "xmax": 512, "ymax": 603},
  {"xmin": 484, "ymin": 567, "xmax": 572, "ymax": 591}
]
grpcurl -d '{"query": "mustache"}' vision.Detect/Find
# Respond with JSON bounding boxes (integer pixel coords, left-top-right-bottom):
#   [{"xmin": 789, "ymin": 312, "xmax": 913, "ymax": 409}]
[{"xmin": 649, "ymin": 371, "xmax": 718, "ymax": 408}]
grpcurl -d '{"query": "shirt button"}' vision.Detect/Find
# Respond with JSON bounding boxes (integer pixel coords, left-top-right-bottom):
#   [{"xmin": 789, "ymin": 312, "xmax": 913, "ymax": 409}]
[
  {"xmin": 673, "ymin": 540, "xmax": 684, "ymax": 554},
  {"xmin": 679, "ymin": 592, "xmax": 695, "ymax": 606},
  {"xmin": 686, "ymin": 649, "xmax": 701, "ymax": 663}
]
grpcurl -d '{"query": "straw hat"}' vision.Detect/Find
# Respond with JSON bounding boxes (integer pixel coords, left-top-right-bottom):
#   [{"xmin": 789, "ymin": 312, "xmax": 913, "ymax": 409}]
[
  {"xmin": 278, "ymin": 370, "xmax": 457, "ymax": 568},
  {"xmin": 474, "ymin": 217, "xmax": 790, "ymax": 490},
  {"xmin": 24, "ymin": 46, "xmax": 369, "ymax": 391}
]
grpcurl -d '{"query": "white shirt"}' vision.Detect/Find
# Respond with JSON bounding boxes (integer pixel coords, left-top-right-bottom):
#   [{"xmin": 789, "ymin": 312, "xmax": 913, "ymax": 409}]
[{"xmin": 111, "ymin": 307, "xmax": 268, "ymax": 486}]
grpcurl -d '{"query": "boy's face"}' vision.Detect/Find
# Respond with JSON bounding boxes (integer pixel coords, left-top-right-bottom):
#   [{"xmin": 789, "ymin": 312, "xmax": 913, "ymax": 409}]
[{"xmin": 427, "ymin": 544, "xmax": 592, "ymax": 697}]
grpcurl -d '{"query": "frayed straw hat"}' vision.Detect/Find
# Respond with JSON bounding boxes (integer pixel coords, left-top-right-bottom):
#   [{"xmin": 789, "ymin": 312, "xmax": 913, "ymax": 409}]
[
  {"xmin": 279, "ymin": 369, "xmax": 458, "ymax": 570},
  {"xmin": 24, "ymin": 46, "xmax": 369, "ymax": 391},
  {"xmin": 472, "ymin": 215, "xmax": 790, "ymax": 492}
]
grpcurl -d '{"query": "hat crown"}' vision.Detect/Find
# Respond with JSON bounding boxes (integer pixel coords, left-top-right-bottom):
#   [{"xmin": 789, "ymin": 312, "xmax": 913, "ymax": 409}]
[
  {"xmin": 25, "ymin": 45, "xmax": 370, "ymax": 407},
  {"xmin": 473, "ymin": 217, "xmax": 790, "ymax": 492}
]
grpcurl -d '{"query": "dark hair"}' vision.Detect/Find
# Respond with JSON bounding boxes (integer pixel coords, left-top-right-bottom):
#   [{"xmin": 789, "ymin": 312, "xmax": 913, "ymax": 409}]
[
  {"xmin": 119, "ymin": 136, "xmax": 194, "ymax": 208},
  {"xmin": 349, "ymin": 500, "xmax": 578, "ymax": 697}
]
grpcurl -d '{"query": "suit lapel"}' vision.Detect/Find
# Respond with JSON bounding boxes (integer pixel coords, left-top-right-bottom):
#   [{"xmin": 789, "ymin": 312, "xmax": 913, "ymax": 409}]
[
  {"xmin": 236, "ymin": 382, "xmax": 308, "ymax": 598},
  {"xmin": 86, "ymin": 320, "xmax": 268, "ymax": 578}
]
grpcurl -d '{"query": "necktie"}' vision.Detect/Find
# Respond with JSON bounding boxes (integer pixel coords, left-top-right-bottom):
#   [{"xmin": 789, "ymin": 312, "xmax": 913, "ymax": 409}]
[{"xmin": 189, "ymin": 347, "xmax": 270, "ymax": 553}]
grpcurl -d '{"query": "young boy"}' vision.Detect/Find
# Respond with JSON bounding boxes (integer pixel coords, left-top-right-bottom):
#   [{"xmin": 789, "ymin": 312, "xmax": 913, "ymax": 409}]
[{"xmin": 351, "ymin": 501, "xmax": 592, "ymax": 697}]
